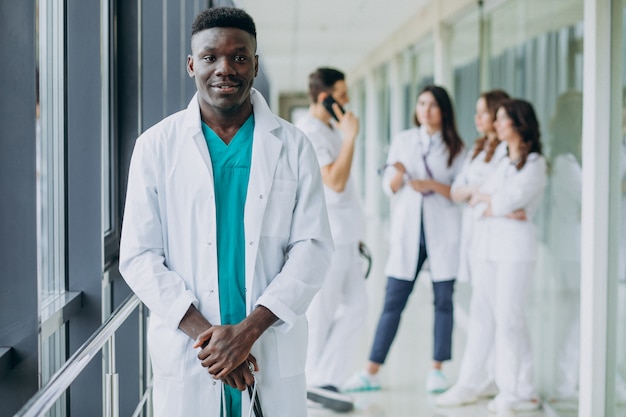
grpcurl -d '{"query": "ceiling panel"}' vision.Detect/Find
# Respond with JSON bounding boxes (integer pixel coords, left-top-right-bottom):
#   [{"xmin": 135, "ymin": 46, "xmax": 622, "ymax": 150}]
[{"xmin": 241, "ymin": 0, "xmax": 429, "ymax": 93}]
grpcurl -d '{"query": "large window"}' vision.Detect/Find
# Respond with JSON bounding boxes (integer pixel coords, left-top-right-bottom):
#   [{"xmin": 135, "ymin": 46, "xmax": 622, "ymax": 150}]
[
  {"xmin": 37, "ymin": 2, "xmax": 68, "ymax": 415},
  {"xmin": 484, "ymin": 1, "xmax": 584, "ymax": 414},
  {"xmin": 449, "ymin": 6, "xmax": 481, "ymax": 146},
  {"xmin": 614, "ymin": 1, "xmax": 626, "ymax": 411}
]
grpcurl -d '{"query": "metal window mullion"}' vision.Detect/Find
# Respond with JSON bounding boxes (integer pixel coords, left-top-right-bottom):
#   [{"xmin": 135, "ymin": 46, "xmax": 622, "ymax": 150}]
[
  {"xmin": 51, "ymin": 0, "xmax": 66, "ymax": 296},
  {"xmin": 579, "ymin": 0, "xmax": 614, "ymax": 416}
]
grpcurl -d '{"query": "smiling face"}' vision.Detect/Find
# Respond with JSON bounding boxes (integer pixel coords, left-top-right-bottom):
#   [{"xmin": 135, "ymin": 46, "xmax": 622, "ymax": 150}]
[
  {"xmin": 187, "ymin": 27, "xmax": 258, "ymax": 119},
  {"xmin": 494, "ymin": 107, "xmax": 520, "ymax": 145}
]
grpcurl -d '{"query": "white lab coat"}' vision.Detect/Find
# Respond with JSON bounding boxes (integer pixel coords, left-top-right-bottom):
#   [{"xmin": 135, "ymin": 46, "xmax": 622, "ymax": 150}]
[
  {"xmin": 451, "ymin": 141, "xmax": 508, "ymax": 282},
  {"xmin": 382, "ymin": 126, "xmax": 465, "ymax": 282},
  {"xmin": 119, "ymin": 89, "xmax": 333, "ymax": 417},
  {"xmin": 472, "ymin": 153, "xmax": 547, "ymax": 262},
  {"xmin": 469, "ymin": 153, "xmax": 547, "ymax": 405}
]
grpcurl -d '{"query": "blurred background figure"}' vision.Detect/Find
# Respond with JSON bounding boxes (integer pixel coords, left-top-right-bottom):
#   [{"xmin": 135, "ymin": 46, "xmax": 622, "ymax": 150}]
[
  {"xmin": 297, "ymin": 67, "xmax": 366, "ymax": 413},
  {"xmin": 467, "ymin": 99, "xmax": 547, "ymax": 414},
  {"xmin": 436, "ymin": 89, "xmax": 511, "ymax": 408},
  {"xmin": 545, "ymin": 91, "xmax": 583, "ymax": 407},
  {"xmin": 343, "ymin": 85, "xmax": 465, "ymax": 395}
]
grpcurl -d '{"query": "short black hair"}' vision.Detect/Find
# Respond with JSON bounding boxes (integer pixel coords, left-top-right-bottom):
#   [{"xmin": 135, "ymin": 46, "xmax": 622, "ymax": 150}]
[
  {"xmin": 308, "ymin": 68, "xmax": 345, "ymax": 103},
  {"xmin": 191, "ymin": 7, "xmax": 256, "ymax": 38}
]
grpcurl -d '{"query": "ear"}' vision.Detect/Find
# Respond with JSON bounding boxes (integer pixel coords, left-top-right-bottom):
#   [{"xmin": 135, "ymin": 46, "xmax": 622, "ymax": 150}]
[
  {"xmin": 254, "ymin": 55, "xmax": 259, "ymax": 77},
  {"xmin": 316, "ymin": 91, "xmax": 329, "ymax": 104},
  {"xmin": 186, "ymin": 55, "xmax": 195, "ymax": 78}
]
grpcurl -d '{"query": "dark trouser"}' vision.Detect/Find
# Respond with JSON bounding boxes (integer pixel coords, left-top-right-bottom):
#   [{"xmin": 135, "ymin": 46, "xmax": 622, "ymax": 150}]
[{"xmin": 369, "ymin": 234, "xmax": 455, "ymax": 364}]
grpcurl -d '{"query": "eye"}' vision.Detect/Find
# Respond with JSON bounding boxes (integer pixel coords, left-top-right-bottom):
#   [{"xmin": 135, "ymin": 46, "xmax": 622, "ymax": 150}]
[
  {"xmin": 234, "ymin": 56, "xmax": 248, "ymax": 63},
  {"xmin": 202, "ymin": 55, "xmax": 216, "ymax": 63}
]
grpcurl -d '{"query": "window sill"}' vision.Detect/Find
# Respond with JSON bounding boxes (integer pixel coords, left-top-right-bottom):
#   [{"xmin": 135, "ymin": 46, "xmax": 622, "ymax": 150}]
[
  {"xmin": 0, "ymin": 347, "xmax": 13, "ymax": 377},
  {"xmin": 40, "ymin": 291, "xmax": 83, "ymax": 340}
]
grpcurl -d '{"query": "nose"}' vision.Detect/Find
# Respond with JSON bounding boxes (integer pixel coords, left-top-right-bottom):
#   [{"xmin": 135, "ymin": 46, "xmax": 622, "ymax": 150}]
[{"xmin": 215, "ymin": 57, "xmax": 235, "ymax": 76}]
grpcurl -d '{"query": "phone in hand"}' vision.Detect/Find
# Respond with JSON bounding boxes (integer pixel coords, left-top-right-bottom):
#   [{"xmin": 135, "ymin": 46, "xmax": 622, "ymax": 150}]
[{"xmin": 322, "ymin": 94, "xmax": 345, "ymax": 121}]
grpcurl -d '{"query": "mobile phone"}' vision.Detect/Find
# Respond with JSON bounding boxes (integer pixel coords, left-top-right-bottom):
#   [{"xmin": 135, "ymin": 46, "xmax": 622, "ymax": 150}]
[{"xmin": 322, "ymin": 95, "xmax": 345, "ymax": 121}]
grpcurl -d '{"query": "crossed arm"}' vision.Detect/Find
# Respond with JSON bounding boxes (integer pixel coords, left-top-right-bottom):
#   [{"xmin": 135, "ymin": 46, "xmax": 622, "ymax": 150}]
[{"xmin": 469, "ymin": 193, "xmax": 527, "ymax": 220}]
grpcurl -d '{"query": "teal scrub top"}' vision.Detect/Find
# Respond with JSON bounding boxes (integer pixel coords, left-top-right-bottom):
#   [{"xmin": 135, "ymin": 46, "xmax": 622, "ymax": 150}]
[{"xmin": 202, "ymin": 115, "xmax": 254, "ymax": 417}]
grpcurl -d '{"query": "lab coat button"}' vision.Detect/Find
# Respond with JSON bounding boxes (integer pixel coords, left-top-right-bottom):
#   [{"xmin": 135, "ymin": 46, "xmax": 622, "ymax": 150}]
[
  {"xmin": 212, "ymin": 380, "xmax": 216, "ymax": 385},
  {"xmin": 249, "ymin": 241, "xmax": 254, "ymax": 246},
  {"xmin": 259, "ymin": 194, "xmax": 263, "ymax": 199}
]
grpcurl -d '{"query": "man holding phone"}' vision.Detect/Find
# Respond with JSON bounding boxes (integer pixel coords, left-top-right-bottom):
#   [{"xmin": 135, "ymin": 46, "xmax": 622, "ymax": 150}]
[{"xmin": 296, "ymin": 68, "xmax": 366, "ymax": 412}]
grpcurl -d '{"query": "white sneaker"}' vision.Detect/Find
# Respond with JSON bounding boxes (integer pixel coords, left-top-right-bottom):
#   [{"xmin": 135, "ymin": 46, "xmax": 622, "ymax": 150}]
[
  {"xmin": 435, "ymin": 384, "xmax": 479, "ymax": 407},
  {"xmin": 341, "ymin": 370, "xmax": 381, "ymax": 392},
  {"xmin": 476, "ymin": 380, "xmax": 498, "ymax": 398},
  {"xmin": 426, "ymin": 369, "xmax": 449, "ymax": 394},
  {"xmin": 487, "ymin": 398, "xmax": 541, "ymax": 413}
]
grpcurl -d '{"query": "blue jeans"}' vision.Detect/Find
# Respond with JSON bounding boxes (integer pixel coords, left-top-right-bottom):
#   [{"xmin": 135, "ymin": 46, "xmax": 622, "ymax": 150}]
[{"xmin": 369, "ymin": 236, "xmax": 455, "ymax": 364}]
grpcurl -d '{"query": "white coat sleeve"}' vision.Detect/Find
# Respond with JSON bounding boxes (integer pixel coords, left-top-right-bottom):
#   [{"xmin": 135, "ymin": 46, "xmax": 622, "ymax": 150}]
[
  {"xmin": 119, "ymin": 136, "xmax": 199, "ymax": 331},
  {"xmin": 450, "ymin": 151, "xmax": 472, "ymax": 194},
  {"xmin": 491, "ymin": 156, "xmax": 547, "ymax": 216},
  {"xmin": 254, "ymin": 136, "xmax": 334, "ymax": 331},
  {"xmin": 381, "ymin": 134, "xmax": 403, "ymax": 197},
  {"xmin": 450, "ymin": 147, "xmax": 468, "ymax": 186}
]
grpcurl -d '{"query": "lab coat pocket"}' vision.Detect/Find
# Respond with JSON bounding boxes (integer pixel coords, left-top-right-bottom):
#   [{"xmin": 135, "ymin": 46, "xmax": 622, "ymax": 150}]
[
  {"xmin": 147, "ymin": 320, "xmax": 187, "ymax": 381},
  {"xmin": 274, "ymin": 317, "xmax": 307, "ymax": 377},
  {"xmin": 261, "ymin": 179, "xmax": 297, "ymax": 237}
]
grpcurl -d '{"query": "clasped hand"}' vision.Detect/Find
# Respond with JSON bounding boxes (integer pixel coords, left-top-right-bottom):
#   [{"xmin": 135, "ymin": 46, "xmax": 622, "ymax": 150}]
[
  {"xmin": 192, "ymin": 324, "xmax": 258, "ymax": 391},
  {"xmin": 408, "ymin": 179, "xmax": 433, "ymax": 193}
]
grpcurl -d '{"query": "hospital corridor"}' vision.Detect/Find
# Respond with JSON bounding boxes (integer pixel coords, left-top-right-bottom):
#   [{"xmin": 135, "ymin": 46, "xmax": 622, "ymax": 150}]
[{"xmin": 2, "ymin": 0, "xmax": 626, "ymax": 416}]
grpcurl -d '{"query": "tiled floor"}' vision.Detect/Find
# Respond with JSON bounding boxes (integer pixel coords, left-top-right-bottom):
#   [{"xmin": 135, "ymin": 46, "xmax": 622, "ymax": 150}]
[{"xmin": 306, "ymin": 249, "xmax": 561, "ymax": 416}]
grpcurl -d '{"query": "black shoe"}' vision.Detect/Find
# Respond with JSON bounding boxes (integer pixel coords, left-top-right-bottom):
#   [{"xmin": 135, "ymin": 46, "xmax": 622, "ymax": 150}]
[{"xmin": 307, "ymin": 386, "xmax": 354, "ymax": 412}]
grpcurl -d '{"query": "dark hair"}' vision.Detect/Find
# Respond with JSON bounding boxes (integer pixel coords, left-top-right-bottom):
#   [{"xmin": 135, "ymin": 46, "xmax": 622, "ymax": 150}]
[
  {"xmin": 414, "ymin": 85, "xmax": 464, "ymax": 167},
  {"xmin": 471, "ymin": 89, "xmax": 510, "ymax": 162},
  {"xmin": 549, "ymin": 91, "xmax": 582, "ymax": 165},
  {"xmin": 500, "ymin": 99, "xmax": 543, "ymax": 170},
  {"xmin": 191, "ymin": 7, "xmax": 256, "ymax": 38},
  {"xmin": 308, "ymin": 68, "xmax": 345, "ymax": 103}
]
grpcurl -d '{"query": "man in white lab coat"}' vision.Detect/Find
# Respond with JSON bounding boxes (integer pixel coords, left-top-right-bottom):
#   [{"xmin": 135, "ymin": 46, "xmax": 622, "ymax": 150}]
[
  {"xmin": 296, "ymin": 68, "xmax": 365, "ymax": 413},
  {"xmin": 119, "ymin": 7, "xmax": 333, "ymax": 417}
]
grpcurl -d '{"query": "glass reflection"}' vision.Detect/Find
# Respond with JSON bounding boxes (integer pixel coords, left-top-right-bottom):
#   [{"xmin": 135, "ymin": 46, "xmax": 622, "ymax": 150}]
[
  {"xmin": 546, "ymin": 91, "xmax": 582, "ymax": 413},
  {"xmin": 618, "ymin": 80, "xmax": 626, "ymax": 410}
]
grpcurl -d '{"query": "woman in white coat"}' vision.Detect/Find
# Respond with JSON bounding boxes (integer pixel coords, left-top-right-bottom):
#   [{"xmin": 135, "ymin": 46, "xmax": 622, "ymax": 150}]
[
  {"xmin": 466, "ymin": 99, "xmax": 547, "ymax": 413},
  {"xmin": 343, "ymin": 85, "xmax": 465, "ymax": 394},
  {"xmin": 436, "ymin": 90, "xmax": 511, "ymax": 407}
]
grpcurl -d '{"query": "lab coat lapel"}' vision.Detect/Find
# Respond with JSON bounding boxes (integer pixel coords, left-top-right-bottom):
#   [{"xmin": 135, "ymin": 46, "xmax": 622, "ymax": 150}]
[
  {"xmin": 184, "ymin": 93, "xmax": 215, "ymax": 181},
  {"xmin": 192, "ymin": 133, "xmax": 214, "ymax": 180},
  {"xmin": 246, "ymin": 130, "xmax": 282, "ymax": 235},
  {"xmin": 244, "ymin": 90, "xmax": 283, "ymax": 307}
]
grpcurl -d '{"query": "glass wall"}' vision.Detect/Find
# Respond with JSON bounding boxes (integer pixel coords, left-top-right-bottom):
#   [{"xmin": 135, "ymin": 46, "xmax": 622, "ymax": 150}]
[
  {"xmin": 484, "ymin": 1, "xmax": 584, "ymax": 414},
  {"xmin": 37, "ymin": 2, "xmax": 68, "ymax": 414},
  {"xmin": 450, "ymin": 6, "xmax": 481, "ymax": 146},
  {"xmin": 375, "ymin": 63, "xmax": 391, "ymax": 220},
  {"xmin": 408, "ymin": 36, "xmax": 435, "ymax": 126},
  {"xmin": 615, "ymin": 1, "xmax": 626, "ymax": 412}
]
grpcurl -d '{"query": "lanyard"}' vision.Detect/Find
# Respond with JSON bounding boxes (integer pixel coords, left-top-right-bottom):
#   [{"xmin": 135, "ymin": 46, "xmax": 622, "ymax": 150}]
[{"xmin": 421, "ymin": 138, "xmax": 434, "ymax": 196}]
